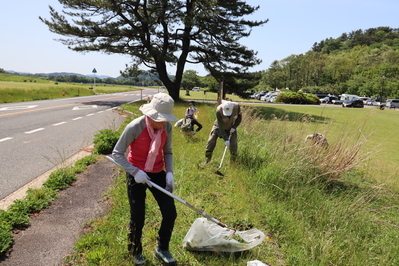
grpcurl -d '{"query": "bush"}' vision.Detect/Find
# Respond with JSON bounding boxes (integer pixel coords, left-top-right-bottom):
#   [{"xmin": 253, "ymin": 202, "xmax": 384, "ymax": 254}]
[
  {"xmin": 10, "ymin": 188, "xmax": 57, "ymax": 215},
  {"xmin": 93, "ymin": 129, "xmax": 120, "ymax": 154},
  {"xmin": 43, "ymin": 168, "xmax": 77, "ymax": 191},
  {"xmin": 0, "ymin": 208, "xmax": 30, "ymax": 228},
  {"xmin": 303, "ymin": 93, "xmax": 321, "ymax": 104},
  {"xmin": 277, "ymin": 91, "xmax": 320, "ymax": 105},
  {"xmin": 74, "ymin": 155, "xmax": 98, "ymax": 173},
  {"xmin": 0, "ymin": 221, "xmax": 13, "ymax": 253}
]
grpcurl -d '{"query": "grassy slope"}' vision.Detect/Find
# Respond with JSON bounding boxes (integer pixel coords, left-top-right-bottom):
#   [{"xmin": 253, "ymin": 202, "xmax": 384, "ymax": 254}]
[
  {"xmin": 0, "ymin": 73, "xmax": 138, "ymax": 103},
  {"xmin": 65, "ymin": 96, "xmax": 399, "ymax": 265}
]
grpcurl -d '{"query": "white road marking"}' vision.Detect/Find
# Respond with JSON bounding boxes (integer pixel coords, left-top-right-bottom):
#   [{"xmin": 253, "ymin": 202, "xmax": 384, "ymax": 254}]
[
  {"xmin": 53, "ymin": 122, "xmax": 67, "ymax": 126},
  {"xmin": 0, "ymin": 105, "xmax": 38, "ymax": 111},
  {"xmin": 0, "ymin": 137, "xmax": 13, "ymax": 142},
  {"xmin": 25, "ymin": 128, "xmax": 45, "ymax": 134},
  {"xmin": 72, "ymin": 117, "xmax": 83, "ymax": 120},
  {"xmin": 97, "ymin": 111, "xmax": 104, "ymax": 113},
  {"xmin": 86, "ymin": 114, "xmax": 94, "ymax": 116},
  {"xmin": 72, "ymin": 105, "xmax": 97, "ymax": 110}
]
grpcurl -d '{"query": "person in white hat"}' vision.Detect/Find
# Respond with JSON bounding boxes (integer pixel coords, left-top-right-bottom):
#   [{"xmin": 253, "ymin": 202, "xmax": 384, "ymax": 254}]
[
  {"xmin": 112, "ymin": 93, "xmax": 178, "ymax": 265},
  {"xmin": 205, "ymin": 100, "xmax": 242, "ymax": 163}
]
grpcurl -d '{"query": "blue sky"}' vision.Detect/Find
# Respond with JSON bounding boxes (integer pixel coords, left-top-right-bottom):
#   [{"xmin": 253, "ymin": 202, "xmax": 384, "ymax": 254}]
[{"xmin": 1, "ymin": 0, "xmax": 398, "ymax": 78}]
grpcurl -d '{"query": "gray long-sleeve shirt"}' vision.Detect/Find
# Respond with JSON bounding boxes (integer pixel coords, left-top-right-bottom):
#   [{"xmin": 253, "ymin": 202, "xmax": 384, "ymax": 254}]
[{"xmin": 112, "ymin": 115, "xmax": 173, "ymax": 175}]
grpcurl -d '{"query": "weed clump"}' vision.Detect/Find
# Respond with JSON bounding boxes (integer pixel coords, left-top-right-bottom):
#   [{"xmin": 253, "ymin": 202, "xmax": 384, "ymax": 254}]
[{"xmin": 93, "ymin": 129, "xmax": 120, "ymax": 154}]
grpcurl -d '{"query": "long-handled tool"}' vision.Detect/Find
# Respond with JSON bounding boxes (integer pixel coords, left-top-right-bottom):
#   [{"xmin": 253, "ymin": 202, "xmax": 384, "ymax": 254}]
[
  {"xmin": 106, "ymin": 155, "xmax": 265, "ymax": 252},
  {"xmin": 106, "ymin": 156, "xmax": 232, "ymax": 230},
  {"xmin": 215, "ymin": 133, "xmax": 232, "ymax": 176}
]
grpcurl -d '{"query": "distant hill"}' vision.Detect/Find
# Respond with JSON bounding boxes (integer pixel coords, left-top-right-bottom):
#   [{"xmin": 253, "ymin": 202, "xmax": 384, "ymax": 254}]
[
  {"xmin": 312, "ymin": 26, "xmax": 399, "ymax": 54},
  {"xmin": 5, "ymin": 70, "xmax": 113, "ymax": 79},
  {"xmin": 2, "ymin": 69, "xmax": 170, "ymax": 87}
]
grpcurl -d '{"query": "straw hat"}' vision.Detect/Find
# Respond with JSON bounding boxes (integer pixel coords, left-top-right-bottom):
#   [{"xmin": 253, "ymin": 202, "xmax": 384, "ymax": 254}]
[{"xmin": 139, "ymin": 93, "xmax": 177, "ymax": 122}]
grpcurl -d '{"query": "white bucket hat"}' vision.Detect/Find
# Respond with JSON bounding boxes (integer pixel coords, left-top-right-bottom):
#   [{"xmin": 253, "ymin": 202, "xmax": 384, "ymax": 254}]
[
  {"xmin": 139, "ymin": 93, "xmax": 178, "ymax": 122},
  {"xmin": 221, "ymin": 100, "xmax": 235, "ymax": 116}
]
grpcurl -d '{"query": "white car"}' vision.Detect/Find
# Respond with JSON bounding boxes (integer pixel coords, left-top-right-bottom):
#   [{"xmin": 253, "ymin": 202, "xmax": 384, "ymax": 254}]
[
  {"xmin": 269, "ymin": 96, "xmax": 277, "ymax": 102},
  {"xmin": 320, "ymin": 97, "xmax": 329, "ymax": 103},
  {"xmin": 386, "ymin": 99, "xmax": 399, "ymax": 109},
  {"xmin": 332, "ymin": 99, "xmax": 343, "ymax": 104}
]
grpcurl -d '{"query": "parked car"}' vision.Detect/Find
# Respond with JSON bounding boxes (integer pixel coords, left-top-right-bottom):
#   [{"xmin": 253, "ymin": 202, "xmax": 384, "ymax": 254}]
[
  {"xmin": 386, "ymin": 99, "xmax": 399, "ymax": 109},
  {"xmin": 372, "ymin": 100, "xmax": 381, "ymax": 106},
  {"xmin": 320, "ymin": 97, "xmax": 329, "ymax": 103},
  {"xmin": 332, "ymin": 98, "xmax": 343, "ymax": 104},
  {"xmin": 365, "ymin": 99, "xmax": 373, "ymax": 105},
  {"xmin": 321, "ymin": 96, "xmax": 339, "ymax": 104},
  {"xmin": 260, "ymin": 91, "xmax": 272, "ymax": 101},
  {"xmin": 249, "ymin": 92, "xmax": 259, "ymax": 99},
  {"xmin": 342, "ymin": 98, "xmax": 364, "ymax": 108},
  {"xmin": 359, "ymin": 97, "xmax": 370, "ymax": 104},
  {"xmin": 269, "ymin": 95, "xmax": 277, "ymax": 103},
  {"xmin": 314, "ymin": 93, "xmax": 329, "ymax": 99},
  {"xmin": 262, "ymin": 92, "xmax": 280, "ymax": 102},
  {"xmin": 256, "ymin": 91, "xmax": 268, "ymax": 100}
]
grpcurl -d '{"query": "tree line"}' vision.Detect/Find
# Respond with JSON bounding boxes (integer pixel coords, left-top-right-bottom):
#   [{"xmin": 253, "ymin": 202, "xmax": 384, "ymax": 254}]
[{"xmin": 259, "ymin": 27, "xmax": 399, "ymax": 99}]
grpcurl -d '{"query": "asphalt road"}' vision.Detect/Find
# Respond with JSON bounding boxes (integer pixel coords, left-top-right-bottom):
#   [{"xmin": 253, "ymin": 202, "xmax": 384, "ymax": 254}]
[{"xmin": 0, "ymin": 88, "xmax": 160, "ymax": 201}]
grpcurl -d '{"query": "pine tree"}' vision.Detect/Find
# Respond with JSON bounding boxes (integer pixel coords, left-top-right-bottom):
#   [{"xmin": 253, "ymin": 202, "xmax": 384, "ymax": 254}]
[{"xmin": 40, "ymin": 0, "xmax": 268, "ymax": 100}]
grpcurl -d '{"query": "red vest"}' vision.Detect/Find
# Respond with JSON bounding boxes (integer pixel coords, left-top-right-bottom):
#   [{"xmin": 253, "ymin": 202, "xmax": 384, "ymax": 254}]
[{"xmin": 127, "ymin": 128, "xmax": 167, "ymax": 173}]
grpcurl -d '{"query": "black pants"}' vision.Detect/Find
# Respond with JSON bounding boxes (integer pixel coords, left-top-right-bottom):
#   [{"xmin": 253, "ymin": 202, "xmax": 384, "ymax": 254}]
[
  {"xmin": 126, "ymin": 171, "xmax": 177, "ymax": 255},
  {"xmin": 188, "ymin": 117, "xmax": 202, "ymax": 132}
]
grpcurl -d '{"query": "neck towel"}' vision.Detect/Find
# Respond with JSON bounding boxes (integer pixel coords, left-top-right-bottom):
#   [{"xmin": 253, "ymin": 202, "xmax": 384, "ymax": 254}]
[{"xmin": 144, "ymin": 116, "xmax": 164, "ymax": 172}]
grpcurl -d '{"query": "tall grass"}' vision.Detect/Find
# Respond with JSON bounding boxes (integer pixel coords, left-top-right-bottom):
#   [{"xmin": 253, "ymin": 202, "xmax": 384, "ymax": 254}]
[
  {"xmin": 64, "ymin": 101, "xmax": 399, "ymax": 265},
  {"xmin": 249, "ymin": 104, "xmax": 399, "ymax": 191}
]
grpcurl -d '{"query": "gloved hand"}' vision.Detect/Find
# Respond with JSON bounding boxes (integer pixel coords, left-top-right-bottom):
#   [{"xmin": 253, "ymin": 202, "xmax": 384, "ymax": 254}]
[
  {"xmin": 165, "ymin": 172, "xmax": 174, "ymax": 192},
  {"xmin": 225, "ymin": 140, "xmax": 230, "ymax": 146},
  {"xmin": 230, "ymin": 128, "xmax": 235, "ymax": 133},
  {"xmin": 133, "ymin": 170, "xmax": 152, "ymax": 187}
]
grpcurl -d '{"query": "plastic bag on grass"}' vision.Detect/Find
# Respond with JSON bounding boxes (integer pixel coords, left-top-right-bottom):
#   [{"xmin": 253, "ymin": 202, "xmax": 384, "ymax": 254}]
[{"xmin": 182, "ymin": 218, "xmax": 265, "ymax": 252}]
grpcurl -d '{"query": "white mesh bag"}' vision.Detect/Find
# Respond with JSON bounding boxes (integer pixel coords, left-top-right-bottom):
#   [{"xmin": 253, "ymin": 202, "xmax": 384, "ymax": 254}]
[{"xmin": 182, "ymin": 218, "xmax": 265, "ymax": 252}]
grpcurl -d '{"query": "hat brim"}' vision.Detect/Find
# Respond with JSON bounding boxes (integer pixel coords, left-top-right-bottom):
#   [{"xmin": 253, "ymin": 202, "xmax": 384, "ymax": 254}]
[
  {"xmin": 139, "ymin": 103, "xmax": 178, "ymax": 122},
  {"xmin": 222, "ymin": 109, "xmax": 233, "ymax": 116}
]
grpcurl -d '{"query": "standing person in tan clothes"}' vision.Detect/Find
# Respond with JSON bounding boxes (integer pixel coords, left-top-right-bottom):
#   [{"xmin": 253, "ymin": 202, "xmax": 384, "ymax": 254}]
[{"xmin": 205, "ymin": 100, "xmax": 242, "ymax": 163}]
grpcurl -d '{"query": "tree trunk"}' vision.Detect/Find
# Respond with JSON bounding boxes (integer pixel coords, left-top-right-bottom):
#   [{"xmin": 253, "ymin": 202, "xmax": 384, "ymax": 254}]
[{"xmin": 167, "ymin": 84, "xmax": 180, "ymax": 101}]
